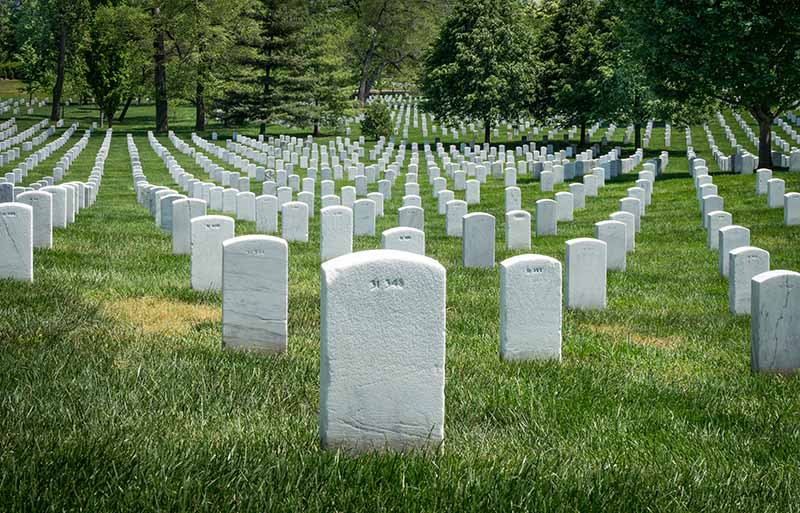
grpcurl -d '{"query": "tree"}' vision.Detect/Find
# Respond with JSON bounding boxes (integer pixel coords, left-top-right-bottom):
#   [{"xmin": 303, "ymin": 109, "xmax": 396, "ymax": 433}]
[
  {"xmin": 84, "ymin": 5, "xmax": 143, "ymax": 128},
  {"xmin": 215, "ymin": 0, "xmax": 310, "ymax": 132},
  {"xmin": 360, "ymin": 100, "xmax": 391, "ymax": 140},
  {"xmin": 15, "ymin": 41, "xmax": 51, "ymax": 103},
  {"xmin": 346, "ymin": 0, "xmax": 448, "ymax": 106},
  {"xmin": 420, "ymin": 0, "xmax": 536, "ymax": 144},
  {"xmin": 532, "ymin": 0, "xmax": 616, "ymax": 147},
  {"xmin": 624, "ymin": 0, "xmax": 800, "ymax": 169}
]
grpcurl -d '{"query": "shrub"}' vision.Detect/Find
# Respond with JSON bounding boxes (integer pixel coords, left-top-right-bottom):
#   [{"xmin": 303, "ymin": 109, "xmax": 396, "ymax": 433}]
[{"xmin": 360, "ymin": 101, "xmax": 392, "ymax": 140}]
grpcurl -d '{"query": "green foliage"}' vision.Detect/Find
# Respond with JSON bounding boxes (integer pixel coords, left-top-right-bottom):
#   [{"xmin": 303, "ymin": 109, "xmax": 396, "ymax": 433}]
[
  {"xmin": 83, "ymin": 5, "xmax": 140, "ymax": 126},
  {"xmin": 622, "ymin": 0, "xmax": 800, "ymax": 166},
  {"xmin": 15, "ymin": 40, "xmax": 51, "ymax": 100},
  {"xmin": 420, "ymin": 0, "xmax": 536, "ymax": 143},
  {"xmin": 532, "ymin": 0, "xmax": 616, "ymax": 143},
  {"xmin": 360, "ymin": 100, "xmax": 392, "ymax": 140}
]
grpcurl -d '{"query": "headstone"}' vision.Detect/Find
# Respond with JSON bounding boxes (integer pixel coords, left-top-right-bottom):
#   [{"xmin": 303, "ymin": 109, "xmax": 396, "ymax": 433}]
[
  {"xmin": 618, "ymin": 197, "xmax": 642, "ymax": 233},
  {"xmin": 190, "ymin": 215, "xmax": 235, "ymax": 291},
  {"xmin": 609, "ymin": 211, "xmax": 635, "ymax": 253},
  {"xmin": 751, "ymin": 270, "xmax": 800, "ymax": 374},
  {"xmin": 583, "ymin": 175, "xmax": 598, "ymax": 197},
  {"xmin": 594, "ymin": 220, "xmax": 626, "ymax": 271},
  {"xmin": 321, "ymin": 206, "xmax": 353, "ymax": 261},
  {"xmin": 15, "ymin": 191, "xmax": 52, "ymax": 249},
  {"xmin": 160, "ymin": 194, "xmax": 185, "ymax": 232},
  {"xmin": 40, "ymin": 186, "xmax": 66, "ymax": 229},
  {"xmin": 504, "ymin": 187, "xmax": 521, "ymax": 212},
  {"xmin": 465, "ymin": 179, "xmax": 480, "ymax": 205},
  {"xmin": 767, "ymin": 179, "xmax": 785, "ymax": 208},
  {"xmin": 540, "ymin": 171, "xmax": 554, "ymax": 192},
  {"xmin": 535, "ymin": 199, "xmax": 557, "ymax": 236},
  {"xmin": 785, "ymin": 193, "xmax": 800, "ymax": 226},
  {"xmin": 565, "ymin": 238, "xmax": 607, "ymax": 310},
  {"xmin": 756, "ymin": 169, "xmax": 772, "ymax": 195},
  {"xmin": 382, "ymin": 227, "xmax": 425, "ymax": 255},
  {"xmin": 0, "ymin": 203, "xmax": 33, "ymax": 281},
  {"xmin": 222, "ymin": 235, "xmax": 288, "ymax": 353},
  {"xmin": 706, "ymin": 211, "xmax": 732, "ymax": 250},
  {"xmin": 555, "ymin": 192, "xmax": 574, "ymax": 222},
  {"xmin": 255, "ymin": 195, "xmax": 278, "ymax": 233},
  {"xmin": 320, "ymin": 250, "xmax": 446, "ymax": 452},
  {"xmin": 505, "ymin": 210, "xmax": 531, "ymax": 250},
  {"xmin": 0, "ymin": 182, "xmax": 14, "ymax": 203},
  {"xmin": 569, "ymin": 183, "xmax": 585, "ymax": 209},
  {"xmin": 353, "ymin": 199, "xmax": 376, "ymax": 236},
  {"xmin": 462, "ymin": 213, "xmax": 495, "ymax": 268},
  {"xmin": 701, "ymin": 195, "xmax": 723, "ymax": 228},
  {"xmin": 172, "ymin": 198, "xmax": 207, "ymax": 255},
  {"xmin": 728, "ymin": 246, "xmax": 770, "ymax": 315},
  {"xmin": 445, "ymin": 199, "xmax": 467, "ymax": 237},
  {"xmin": 718, "ymin": 225, "xmax": 749, "ymax": 277},
  {"xmin": 282, "ymin": 201, "xmax": 309, "ymax": 242},
  {"xmin": 499, "ymin": 254, "xmax": 562, "ymax": 361},
  {"xmin": 236, "ymin": 192, "xmax": 256, "ymax": 222},
  {"xmin": 398, "ymin": 205, "xmax": 424, "ymax": 231}
]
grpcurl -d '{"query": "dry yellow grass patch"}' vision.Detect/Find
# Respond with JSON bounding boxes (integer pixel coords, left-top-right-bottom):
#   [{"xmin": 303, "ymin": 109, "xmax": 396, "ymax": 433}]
[
  {"xmin": 589, "ymin": 324, "xmax": 681, "ymax": 350},
  {"xmin": 105, "ymin": 296, "xmax": 220, "ymax": 336}
]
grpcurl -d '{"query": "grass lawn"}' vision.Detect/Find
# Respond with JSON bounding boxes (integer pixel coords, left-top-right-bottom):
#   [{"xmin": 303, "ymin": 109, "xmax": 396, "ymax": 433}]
[{"xmin": 1, "ymin": 101, "xmax": 799, "ymax": 512}]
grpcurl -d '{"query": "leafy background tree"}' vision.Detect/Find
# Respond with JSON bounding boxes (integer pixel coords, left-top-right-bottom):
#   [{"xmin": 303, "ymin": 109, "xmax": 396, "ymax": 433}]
[
  {"xmin": 421, "ymin": 0, "xmax": 537, "ymax": 143},
  {"xmin": 623, "ymin": 0, "xmax": 800, "ymax": 169}
]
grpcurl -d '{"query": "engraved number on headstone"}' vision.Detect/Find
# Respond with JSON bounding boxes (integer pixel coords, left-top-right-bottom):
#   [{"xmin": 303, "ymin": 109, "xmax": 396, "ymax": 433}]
[{"xmin": 369, "ymin": 278, "xmax": 405, "ymax": 290}]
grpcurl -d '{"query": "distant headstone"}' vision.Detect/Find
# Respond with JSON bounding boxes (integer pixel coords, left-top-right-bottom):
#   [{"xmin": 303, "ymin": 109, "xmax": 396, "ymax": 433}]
[
  {"xmin": 594, "ymin": 220, "xmax": 626, "ymax": 271},
  {"xmin": 767, "ymin": 179, "xmax": 785, "ymax": 208},
  {"xmin": 462, "ymin": 213, "xmax": 495, "ymax": 268},
  {"xmin": 706, "ymin": 211, "xmax": 732, "ymax": 250},
  {"xmin": 172, "ymin": 198, "xmax": 207, "ymax": 255},
  {"xmin": 445, "ymin": 199, "xmax": 468, "ymax": 237},
  {"xmin": 282, "ymin": 201, "xmax": 309, "ymax": 242},
  {"xmin": 398, "ymin": 205, "xmax": 424, "ymax": 231},
  {"xmin": 535, "ymin": 199, "xmax": 557, "ymax": 236},
  {"xmin": 505, "ymin": 210, "xmax": 531, "ymax": 250},
  {"xmin": 15, "ymin": 191, "xmax": 52, "ymax": 249},
  {"xmin": 785, "ymin": 193, "xmax": 800, "ymax": 226},
  {"xmin": 718, "ymin": 225, "xmax": 749, "ymax": 277},
  {"xmin": 728, "ymin": 246, "xmax": 770, "ymax": 315},
  {"xmin": 256, "ymin": 195, "xmax": 278, "ymax": 233}
]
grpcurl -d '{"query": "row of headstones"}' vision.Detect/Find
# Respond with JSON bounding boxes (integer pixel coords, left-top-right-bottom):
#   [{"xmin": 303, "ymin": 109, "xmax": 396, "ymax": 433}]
[
  {"xmin": 0, "ymin": 119, "xmax": 49, "ymax": 161},
  {"xmin": 2, "ymin": 124, "xmax": 79, "ymax": 185},
  {"xmin": 0, "ymin": 131, "xmax": 109, "ymax": 281},
  {"xmin": 693, "ymin": 165, "xmax": 800, "ymax": 373},
  {"xmin": 0, "ymin": 117, "xmax": 16, "ymax": 141}
]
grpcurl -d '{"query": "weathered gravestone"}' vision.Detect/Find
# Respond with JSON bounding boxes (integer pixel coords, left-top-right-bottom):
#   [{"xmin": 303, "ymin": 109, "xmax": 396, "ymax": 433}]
[
  {"xmin": 706, "ymin": 211, "xmax": 732, "ymax": 250},
  {"xmin": 381, "ymin": 227, "xmax": 425, "ymax": 256},
  {"xmin": 609, "ymin": 211, "xmax": 635, "ymax": 253},
  {"xmin": 321, "ymin": 206, "xmax": 353, "ymax": 261},
  {"xmin": 500, "ymin": 255, "xmax": 562, "ymax": 362},
  {"xmin": 462, "ymin": 213, "xmax": 495, "ymax": 268},
  {"xmin": 353, "ymin": 199, "xmax": 376, "ymax": 236},
  {"xmin": 751, "ymin": 270, "xmax": 800, "ymax": 374},
  {"xmin": 222, "ymin": 235, "xmax": 288, "ymax": 353},
  {"xmin": 555, "ymin": 192, "xmax": 574, "ymax": 222},
  {"xmin": 398, "ymin": 205, "xmax": 424, "ymax": 231},
  {"xmin": 172, "ymin": 198, "xmax": 207, "ymax": 255},
  {"xmin": 565, "ymin": 238, "xmax": 607, "ymax": 310},
  {"xmin": 505, "ymin": 210, "xmax": 531, "ymax": 250},
  {"xmin": 718, "ymin": 225, "xmax": 750, "ymax": 277},
  {"xmin": 728, "ymin": 246, "xmax": 769, "ymax": 315},
  {"xmin": 282, "ymin": 201, "xmax": 309, "ymax": 242},
  {"xmin": 594, "ymin": 220, "xmax": 626, "ymax": 271},
  {"xmin": 15, "ymin": 191, "xmax": 52, "ymax": 249},
  {"xmin": 40, "ymin": 186, "xmax": 66, "ymax": 229},
  {"xmin": 320, "ymin": 250, "xmax": 446, "ymax": 452},
  {"xmin": 785, "ymin": 193, "xmax": 800, "ymax": 226},
  {"xmin": 190, "ymin": 215, "xmax": 234, "ymax": 291},
  {"xmin": 767, "ymin": 179, "xmax": 785, "ymax": 208},
  {"xmin": 255, "ymin": 195, "xmax": 278, "ymax": 234},
  {"xmin": 0, "ymin": 203, "xmax": 33, "ymax": 281},
  {"xmin": 535, "ymin": 199, "xmax": 557, "ymax": 236}
]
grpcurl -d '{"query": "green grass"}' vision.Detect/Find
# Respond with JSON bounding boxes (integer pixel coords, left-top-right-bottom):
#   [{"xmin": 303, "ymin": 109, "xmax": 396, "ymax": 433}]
[{"xmin": 1, "ymin": 102, "xmax": 800, "ymax": 512}]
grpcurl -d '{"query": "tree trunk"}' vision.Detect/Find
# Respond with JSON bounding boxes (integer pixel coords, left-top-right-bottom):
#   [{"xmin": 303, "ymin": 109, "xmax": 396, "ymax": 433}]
[
  {"xmin": 357, "ymin": 37, "xmax": 378, "ymax": 107},
  {"xmin": 50, "ymin": 23, "xmax": 67, "ymax": 121},
  {"xmin": 484, "ymin": 120, "xmax": 491, "ymax": 144},
  {"xmin": 635, "ymin": 123, "xmax": 642, "ymax": 149},
  {"xmin": 195, "ymin": 81, "xmax": 206, "ymax": 131},
  {"xmin": 313, "ymin": 123, "xmax": 320, "ymax": 137},
  {"xmin": 107, "ymin": 112, "xmax": 114, "ymax": 128},
  {"xmin": 153, "ymin": 7, "xmax": 168, "ymax": 133},
  {"xmin": 117, "ymin": 96, "xmax": 134, "ymax": 122},
  {"xmin": 259, "ymin": 122, "xmax": 266, "ymax": 135},
  {"xmin": 755, "ymin": 112, "xmax": 774, "ymax": 170},
  {"xmin": 580, "ymin": 122, "xmax": 587, "ymax": 146}
]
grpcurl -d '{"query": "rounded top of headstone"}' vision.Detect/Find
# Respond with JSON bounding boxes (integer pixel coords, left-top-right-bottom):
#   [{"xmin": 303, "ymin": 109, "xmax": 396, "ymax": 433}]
[
  {"xmin": 322, "ymin": 249, "xmax": 444, "ymax": 276},
  {"xmin": 536, "ymin": 198, "xmax": 557, "ymax": 205},
  {"xmin": 321, "ymin": 205, "xmax": 352, "ymax": 215},
  {"xmin": 190, "ymin": 214, "xmax": 234, "ymax": 226},
  {"xmin": 719, "ymin": 224, "xmax": 749, "ymax": 235},
  {"xmin": 0, "ymin": 201, "xmax": 32, "ymax": 214},
  {"xmin": 752, "ymin": 269, "xmax": 800, "ymax": 285},
  {"xmin": 463, "ymin": 212, "xmax": 494, "ymax": 221},
  {"xmin": 595, "ymin": 220, "xmax": 625, "ymax": 228},
  {"xmin": 565, "ymin": 237, "xmax": 606, "ymax": 248},
  {"xmin": 223, "ymin": 234, "xmax": 287, "ymax": 250},
  {"xmin": 729, "ymin": 245, "xmax": 769, "ymax": 258},
  {"xmin": 500, "ymin": 253, "xmax": 560, "ymax": 270},
  {"xmin": 382, "ymin": 226, "xmax": 423, "ymax": 237}
]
